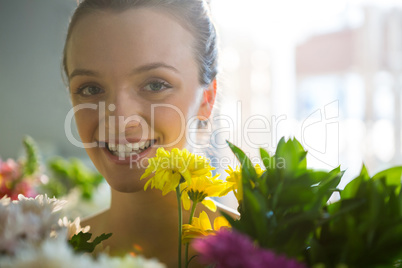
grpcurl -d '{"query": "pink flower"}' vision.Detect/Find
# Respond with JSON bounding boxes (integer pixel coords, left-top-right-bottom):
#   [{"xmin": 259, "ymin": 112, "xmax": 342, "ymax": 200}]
[
  {"xmin": 193, "ymin": 229, "xmax": 307, "ymax": 268},
  {"xmin": 13, "ymin": 180, "xmax": 36, "ymax": 199},
  {"xmin": 0, "ymin": 159, "xmax": 22, "ymax": 182},
  {"xmin": 0, "ymin": 158, "xmax": 36, "ymax": 200}
]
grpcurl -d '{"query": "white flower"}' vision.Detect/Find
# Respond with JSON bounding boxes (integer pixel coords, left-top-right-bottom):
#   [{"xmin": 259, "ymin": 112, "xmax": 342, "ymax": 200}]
[
  {"xmin": 97, "ymin": 254, "xmax": 167, "ymax": 268},
  {"xmin": 0, "ymin": 194, "xmax": 167, "ymax": 268},
  {"xmin": 0, "ymin": 237, "xmax": 96, "ymax": 268},
  {"xmin": 0, "ymin": 236, "xmax": 166, "ymax": 268},
  {"xmin": 16, "ymin": 194, "xmax": 67, "ymax": 213},
  {"xmin": 0, "ymin": 196, "xmax": 11, "ymax": 205},
  {"xmin": 58, "ymin": 217, "xmax": 90, "ymax": 240},
  {"xmin": 0, "ymin": 194, "xmax": 66, "ymax": 254}
]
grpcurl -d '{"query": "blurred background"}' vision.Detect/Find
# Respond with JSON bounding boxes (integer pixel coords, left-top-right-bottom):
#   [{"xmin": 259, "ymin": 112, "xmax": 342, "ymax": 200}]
[
  {"xmin": 1, "ymin": 0, "xmax": 402, "ymax": 209},
  {"xmin": 209, "ymin": 0, "xmax": 402, "ymax": 190}
]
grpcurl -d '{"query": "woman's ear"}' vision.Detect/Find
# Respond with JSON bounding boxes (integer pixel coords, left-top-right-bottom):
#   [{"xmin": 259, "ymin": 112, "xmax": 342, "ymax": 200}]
[{"xmin": 197, "ymin": 79, "xmax": 217, "ymax": 120}]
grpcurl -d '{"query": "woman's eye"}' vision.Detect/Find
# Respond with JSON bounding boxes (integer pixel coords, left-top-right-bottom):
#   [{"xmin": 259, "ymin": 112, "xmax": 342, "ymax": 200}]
[
  {"xmin": 75, "ymin": 85, "xmax": 103, "ymax": 96},
  {"xmin": 143, "ymin": 80, "xmax": 172, "ymax": 92}
]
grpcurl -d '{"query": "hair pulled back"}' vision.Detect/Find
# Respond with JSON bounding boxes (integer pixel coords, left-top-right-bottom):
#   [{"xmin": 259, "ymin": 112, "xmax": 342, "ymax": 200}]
[{"xmin": 62, "ymin": 0, "xmax": 218, "ymax": 86}]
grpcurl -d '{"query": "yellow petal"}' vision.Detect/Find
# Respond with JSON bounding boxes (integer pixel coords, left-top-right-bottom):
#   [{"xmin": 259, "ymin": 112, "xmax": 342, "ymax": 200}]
[
  {"xmin": 160, "ymin": 171, "xmax": 172, "ymax": 195},
  {"xmin": 191, "ymin": 217, "xmax": 201, "ymax": 228},
  {"xmin": 219, "ymin": 185, "xmax": 234, "ymax": 197},
  {"xmin": 213, "ymin": 216, "xmax": 230, "ymax": 231},
  {"xmin": 201, "ymin": 199, "xmax": 217, "ymax": 212},
  {"xmin": 255, "ymin": 163, "xmax": 265, "ymax": 176},
  {"xmin": 180, "ymin": 169, "xmax": 192, "ymax": 184},
  {"xmin": 140, "ymin": 162, "xmax": 154, "ymax": 180},
  {"xmin": 157, "ymin": 147, "xmax": 169, "ymax": 157},
  {"xmin": 144, "ymin": 178, "xmax": 153, "ymax": 191},
  {"xmin": 182, "ymin": 191, "xmax": 191, "ymax": 210},
  {"xmin": 199, "ymin": 211, "xmax": 212, "ymax": 230}
]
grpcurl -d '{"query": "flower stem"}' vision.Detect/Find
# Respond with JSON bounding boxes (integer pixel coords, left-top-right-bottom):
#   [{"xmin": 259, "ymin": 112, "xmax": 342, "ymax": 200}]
[
  {"xmin": 176, "ymin": 186, "xmax": 183, "ymax": 268},
  {"xmin": 185, "ymin": 201, "xmax": 198, "ymax": 267},
  {"xmin": 189, "ymin": 201, "xmax": 197, "ymax": 227}
]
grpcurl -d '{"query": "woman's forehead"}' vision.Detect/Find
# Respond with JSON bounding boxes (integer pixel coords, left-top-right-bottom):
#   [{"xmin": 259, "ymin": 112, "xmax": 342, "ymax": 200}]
[{"xmin": 66, "ymin": 8, "xmax": 197, "ymax": 77}]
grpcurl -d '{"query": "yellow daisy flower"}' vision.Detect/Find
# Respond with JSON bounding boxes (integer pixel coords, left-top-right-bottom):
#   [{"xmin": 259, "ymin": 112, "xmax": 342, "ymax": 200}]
[
  {"xmin": 181, "ymin": 173, "xmax": 232, "ymax": 212},
  {"xmin": 182, "ymin": 211, "xmax": 231, "ymax": 244},
  {"xmin": 140, "ymin": 147, "xmax": 214, "ymax": 195},
  {"xmin": 225, "ymin": 164, "xmax": 264, "ymax": 202}
]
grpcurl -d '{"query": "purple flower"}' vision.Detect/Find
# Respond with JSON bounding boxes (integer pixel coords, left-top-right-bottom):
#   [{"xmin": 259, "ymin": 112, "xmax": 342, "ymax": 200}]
[{"xmin": 192, "ymin": 229, "xmax": 307, "ymax": 268}]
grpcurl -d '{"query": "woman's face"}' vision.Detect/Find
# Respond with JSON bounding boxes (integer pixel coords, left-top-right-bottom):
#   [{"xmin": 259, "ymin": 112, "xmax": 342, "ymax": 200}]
[{"xmin": 66, "ymin": 8, "xmax": 206, "ymax": 192}]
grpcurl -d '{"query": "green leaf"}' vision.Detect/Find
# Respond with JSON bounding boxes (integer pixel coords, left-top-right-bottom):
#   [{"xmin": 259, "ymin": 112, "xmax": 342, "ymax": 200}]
[
  {"xmin": 359, "ymin": 164, "xmax": 370, "ymax": 180},
  {"xmin": 243, "ymin": 188, "xmax": 268, "ymax": 239},
  {"xmin": 276, "ymin": 182, "xmax": 315, "ymax": 207},
  {"xmin": 302, "ymin": 171, "xmax": 330, "ymax": 186},
  {"xmin": 260, "ymin": 148, "xmax": 273, "ymax": 170},
  {"xmin": 372, "ymin": 166, "xmax": 402, "ymax": 188},
  {"xmin": 326, "ymin": 198, "xmax": 365, "ymax": 219},
  {"xmin": 341, "ymin": 164, "xmax": 369, "ymax": 199},
  {"xmin": 41, "ymin": 157, "xmax": 104, "ymax": 199},
  {"xmin": 257, "ymin": 171, "xmax": 269, "ymax": 196},
  {"xmin": 227, "ymin": 140, "xmax": 257, "ymax": 179},
  {"xmin": 274, "ymin": 137, "xmax": 307, "ymax": 176},
  {"xmin": 22, "ymin": 136, "xmax": 40, "ymax": 176},
  {"xmin": 69, "ymin": 231, "xmax": 112, "ymax": 253},
  {"xmin": 315, "ymin": 167, "xmax": 343, "ymax": 206}
]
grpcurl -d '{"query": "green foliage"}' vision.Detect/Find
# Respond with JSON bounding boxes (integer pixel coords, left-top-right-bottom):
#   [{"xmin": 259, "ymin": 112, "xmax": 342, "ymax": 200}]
[
  {"xmin": 69, "ymin": 231, "xmax": 112, "ymax": 253},
  {"xmin": 309, "ymin": 165, "xmax": 402, "ymax": 268},
  {"xmin": 39, "ymin": 157, "xmax": 104, "ymax": 200},
  {"xmin": 22, "ymin": 136, "xmax": 40, "ymax": 176},
  {"xmin": 225, "ymin": 138, "xmax": 343, "ymax": 258},
  {"xmin": 224, "ymin": 137, "xmax": 402, "ymax": 268}
]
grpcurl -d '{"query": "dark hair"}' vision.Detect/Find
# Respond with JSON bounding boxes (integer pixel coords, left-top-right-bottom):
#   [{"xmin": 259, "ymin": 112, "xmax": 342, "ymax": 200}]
[{"xmin": 62, "ymin": 0, "xmax": 218, "ymax": 86}]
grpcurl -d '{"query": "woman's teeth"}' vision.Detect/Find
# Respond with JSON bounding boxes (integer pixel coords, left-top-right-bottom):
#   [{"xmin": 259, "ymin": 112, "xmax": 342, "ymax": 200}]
[{"xmin": 107, "ymin": 140, "xmax": 154, "ymax": 157}]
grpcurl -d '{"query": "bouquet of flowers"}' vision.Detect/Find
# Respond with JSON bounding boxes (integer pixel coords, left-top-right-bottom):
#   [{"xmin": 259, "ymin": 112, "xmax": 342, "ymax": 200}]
[
  {"xmin": 0, "ymin": 194, "xmax": 165, "ymax": 268},
  {"xmin": 0, "ymin": 136, "xmax": 108, "ymax": 218},
  {"xmin": 142, "ymin": 138, "xmax": 402, "ymax": 268},
  {"xmin": 0, "ymin": 137, "xmax": 165, "ymax": 267},
  {"xmin": 2, "ymin": 136, "xmax": 402, "ymax": 268}
]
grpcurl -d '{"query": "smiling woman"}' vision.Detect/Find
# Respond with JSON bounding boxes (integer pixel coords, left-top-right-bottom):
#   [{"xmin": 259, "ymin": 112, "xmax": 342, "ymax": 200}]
[
  {"xmin": 61, "ymin": 0, "xmax": 227, "ymax": 267},
  {"xmin": 66, "ymin": 6, "xmax": 209, "ymax": 190}
]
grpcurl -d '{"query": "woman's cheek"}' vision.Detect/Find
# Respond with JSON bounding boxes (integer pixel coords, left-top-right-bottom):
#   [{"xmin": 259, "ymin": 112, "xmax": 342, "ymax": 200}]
[
  {"xmin": 152, "ymin": 105, "xmax": 187, "ymax": 146},
  {"xmin": 74, "ymin": 109, "xmax": 99, "ymax": 143}
]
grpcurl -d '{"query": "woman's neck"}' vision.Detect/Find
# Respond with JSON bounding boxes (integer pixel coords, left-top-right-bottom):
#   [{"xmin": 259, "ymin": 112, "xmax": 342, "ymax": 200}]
[
  {"xmin": 105, "ymin": 188, "xmax": 186, "ymax": 263},
  {"xmin": 85, "ymin": 187, "xmax": 223, "ymax": 267},
  {"xmin": 109, "ymin": 188, "xmax": 179, "ymax": 221}
]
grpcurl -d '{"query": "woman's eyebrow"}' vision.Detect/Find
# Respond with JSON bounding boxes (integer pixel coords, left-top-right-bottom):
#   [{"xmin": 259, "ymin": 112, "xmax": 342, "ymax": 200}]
[
  {"xmin": 69, "ymin": 69, "xmax": 100, "ymax": 80},
  {"xmin": 69, "ymin": 62, "xmax": 180, "ymax": 80},
  {"xmin": 131, "ymin": 62, "xmax": 180, "ymax": 75}
]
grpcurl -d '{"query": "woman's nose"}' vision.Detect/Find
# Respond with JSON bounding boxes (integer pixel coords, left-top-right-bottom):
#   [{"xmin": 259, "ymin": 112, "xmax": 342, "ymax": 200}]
[
  {"xmin": 109, "ymin": 103, "xmax": 141, "ymax": 131},
  {"xmin": 105, "ymin": 90, "xmax": 145, "ymax": 135}
]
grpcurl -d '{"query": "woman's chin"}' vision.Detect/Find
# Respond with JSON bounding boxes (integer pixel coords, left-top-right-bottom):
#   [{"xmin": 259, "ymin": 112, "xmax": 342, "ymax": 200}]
[
  {"xmin": 101, "ymin": 169, "xmax": 147, "ymax": 193},
  {"xmin": 107, "ymin": 179, "xmax": 147, "ymax": 193}
]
